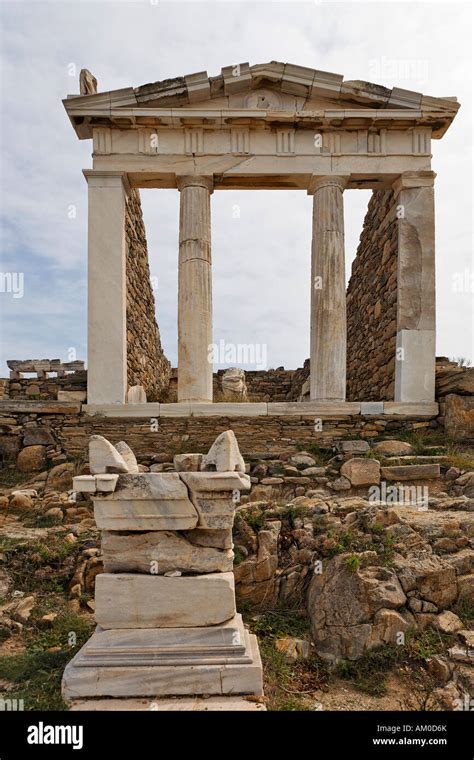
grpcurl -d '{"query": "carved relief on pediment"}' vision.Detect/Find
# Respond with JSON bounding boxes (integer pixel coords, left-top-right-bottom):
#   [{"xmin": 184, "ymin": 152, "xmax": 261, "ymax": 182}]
[{"xmin": 244, "ymin": 89, "xmax": 282, "ymax": 110}]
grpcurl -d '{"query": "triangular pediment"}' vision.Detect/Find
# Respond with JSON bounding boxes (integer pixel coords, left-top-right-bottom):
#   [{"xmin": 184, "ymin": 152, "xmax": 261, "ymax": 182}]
[{"xmin": 64, "ymin": 61, "xmax": 459, "ymax": 139}]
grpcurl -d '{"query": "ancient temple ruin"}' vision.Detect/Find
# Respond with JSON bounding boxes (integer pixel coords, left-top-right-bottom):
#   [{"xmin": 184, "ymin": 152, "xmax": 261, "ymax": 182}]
[{"xmin": 63, "ymin": 62, "xmax": 459, "ymax": 413}]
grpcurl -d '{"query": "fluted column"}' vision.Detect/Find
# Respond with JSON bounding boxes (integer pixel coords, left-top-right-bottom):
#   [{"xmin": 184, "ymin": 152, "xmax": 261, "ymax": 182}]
[
  {"xmin": 177, "ymin": 176, "xmax": 213, "ymax": 403},
  {"xmin": 308, "ymin": 176, "xmax": 348, "ymax": 401}
]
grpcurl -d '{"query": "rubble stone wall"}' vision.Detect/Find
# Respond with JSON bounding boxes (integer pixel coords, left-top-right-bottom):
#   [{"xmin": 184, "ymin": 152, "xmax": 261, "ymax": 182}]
[
  {"xmin": 346, "ymin": 190, "xmax": 398, "ymax": 401},
  {"xmin": 0, "ymin": 408, "xmax": 440, "ymax": 469},
  {"xmin": 7, "ymin": 373, "xmax": 87, "ymax": 400},
  {"xmin": 125, "ymin": 189, "xmax": 171, "ymax": 400}
]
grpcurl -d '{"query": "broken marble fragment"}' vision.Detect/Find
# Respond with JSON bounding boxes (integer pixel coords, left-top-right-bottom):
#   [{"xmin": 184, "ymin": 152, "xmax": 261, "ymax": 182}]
[
  {"xmin": 200, "ymin": 430, "xmax": 245, "ymax": 473},
  {"xmin": 89, "ymin": 435, "xmax": 128, "ymax": 475},
  {"xmin": 115, "ymin": 441, "xmax": 139, "ymax": 473}
]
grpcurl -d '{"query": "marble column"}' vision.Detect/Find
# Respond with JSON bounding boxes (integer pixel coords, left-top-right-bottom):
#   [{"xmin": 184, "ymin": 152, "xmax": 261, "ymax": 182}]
[
  {"xmin": 177, "ymin": 176, "xmax": 213, "ymax": 403},
  {"xmin": 84, "ymin": 170, "xmax": 129, "ymax": 405},
  {"xmin": 308, "ymin": 176, "xmax": 348, "ymax": 401},
  {"xmin": 392, "ymin": 171, "xmax": 436, "ymax": 402}
]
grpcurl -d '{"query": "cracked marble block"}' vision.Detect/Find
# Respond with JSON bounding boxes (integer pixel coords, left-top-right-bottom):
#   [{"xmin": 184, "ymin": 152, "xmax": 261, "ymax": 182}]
[{"xmin": 62, "ymin": 431, "xmax": 264, "ymax": 705}]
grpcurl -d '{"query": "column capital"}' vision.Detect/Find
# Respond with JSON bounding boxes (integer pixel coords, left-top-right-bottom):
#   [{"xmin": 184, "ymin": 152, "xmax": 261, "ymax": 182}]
[
  {"xmin": 176, "ymin": 175, "xmax": 214, "ymax": 194},
  {"xmin": 83, "ymin": 170, "xmax": 131, "ymax": 194},
  {"xmin": 392, "ymin": 170, "xmax": 436, "ymax": 197},
  {"xmin": 307, "ymin": 175, "xmax": 349, "ymax": 195}
]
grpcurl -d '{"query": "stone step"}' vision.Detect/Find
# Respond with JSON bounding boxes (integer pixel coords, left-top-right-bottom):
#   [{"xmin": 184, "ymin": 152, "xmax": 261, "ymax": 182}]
[
  {"xmin": 383, "ymin": 456, "xmax": 448, "ymax": 464},
  {"xmin": 380, "ymin": 464, "xmax": 441, "ymax": 481},
  {"xmin": 69, "ymin": 696, "xmax": 266, "ymax": 711},
  {"xmin": 62, "ymin": 633, "xmax": 263, "ymax": 699}
]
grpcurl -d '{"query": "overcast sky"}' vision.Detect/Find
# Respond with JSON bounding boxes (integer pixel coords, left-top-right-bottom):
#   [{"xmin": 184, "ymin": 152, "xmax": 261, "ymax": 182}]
[{"xmin": 0, "ymin": 0, "xmax": 472, "ymax": 375}]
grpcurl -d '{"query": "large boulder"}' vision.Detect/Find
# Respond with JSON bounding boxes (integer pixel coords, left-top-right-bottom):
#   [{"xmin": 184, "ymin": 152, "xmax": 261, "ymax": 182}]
[
  {"xmin": 17, "ymin": 445, "xmax": 47, "ymax": 472},
  {"xmin": 444, "ymin": 394, "xmax": 474, "ymax": 442},
  {"xmin": 308, "ymin": 553, "xmax": 407, "ymax": 662}
]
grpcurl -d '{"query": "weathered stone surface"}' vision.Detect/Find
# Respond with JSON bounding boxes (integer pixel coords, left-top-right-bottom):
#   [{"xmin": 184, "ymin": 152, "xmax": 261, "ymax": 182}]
[
  {"xmin": 62, "ymin": 631, "xmax": 263, "ymax": 698},
  {"xmin": 381, "ymin": 464, "xmax": 440, "ymax": 481},
  {"xmin": 393, "ymin": 553, "xmax": 458, "ymax": 609},
  {"xmin": 433, "ymin": 610, "xmax": 463, "ymax": 634},
  {"xmin": 95, "ymin": 573, "xmax": 236, "ymax": 628},
  {"xmin": 436, "ymin": 362, "xmax": 474, "ymax": 396},
  {"xmin": 9, "ymin": 493, "xmax": 33, "ymax": 511},
  {"xmin": 23, "ymin": 426, "xmax": 55, "ymax": 446},
  {"xmin": 457, "ymin": 574, "xmax": 474, "ymax": 603},
  {"xmin": 95, "ymin": 474, "xmax": 119, "ymax": 493},
  {"xmin": 340, "ymin": 457, "xmax": 380, "ymax": 486},
  {"xmin": 289, "ymin": 453, "xmax": 316, "ymax": 468},
  {"xmin": 182, "ymin": 528, "xmax": 233, "ymax": 550},
  {"xmin": 57, "ymin": 390, "xmax": 87, "ymax": 402},
  {"xmin": 179, "ymin": 471, "xmax": 250, "ymax": 528},
  {"xmin": 346, "ymin": 190, "xmax": 398, "ymax": 400},
  {"xmin": 102, "ymin": 530, "xmax": 233, "ymax": 574},
  {"xmin": 127, "ymin": 385, "xmax": 147, "ymax": 404},
  {"xmin": 369, "ymin": 608, "xmax": 414, "ymax": 646},
  {"xmin": 173, "ymin": 453, "xmax": 203, "ymax": 472},
  {"xmin": 275, "ymin": 637, "xmax": 311, "ymax": 660},
  {"xmin": 308, "ymin": 554, "xmax": 406, "ymax": 661},
  {"xmin": 45, "ymin": 463, "xmax": 74, "ymax": 492},
  {"xmin": 115, "ymin": 441, "xmax": 139, "ymax": 473},
  {"xmin": 17, "ymin": 445, "xmax": 47, "ymax": 472},
  {"xmin": 89, "ymin": 435, "xmax": 129, "ymax": 475},
  {"xmin": 330, "ymin": 476, "xmax": 351, "ymax": 491},
  {"xmin": 79, "ymin": 68, "xmax": 97, "ymax": 95},
  {"xmin": 93, "ymin": 472, "xmax": 198, "ymax": 530},
  {"xmin": 335, "ymin": 440, "xmax": 369, "ymax": 455},
  {"xmin": 125, "ymin": 189, "xmax": 171, "ymax": 400},
  {"xmin": 177, "ymin": 177, "xmax": 213, "ymax": 403},
  {"xmin": 444, "ymin": 394, "xmax": 474, "ymax": 441},
  {"xmin": 373, "ymin": 440, "xmax": 414, "ymax": 456},
  {"xmin": 221, "ymin": 368, "xmax": 247, "ymax": 400},
  {"xmin": 200, "ymin": 430, "xmax": 245, "ymax": 473},
  {"xmin": 70, "ymin": 696, "xmax": 266, "ymax": 711}
]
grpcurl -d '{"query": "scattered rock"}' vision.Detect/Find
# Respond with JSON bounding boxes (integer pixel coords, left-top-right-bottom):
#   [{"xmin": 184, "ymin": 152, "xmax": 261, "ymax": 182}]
[
  {"xmin": 9, "ymin": 493, "xmax": 33, "ymax": 511},
  {"xmin": 329, "ymin": 476, "xmax": 351, "ymax": 492},
  {"xmin": 275, "ymin": 637, "xmax": 311, "ymax": 660},
  {"xmin": 17, "ymin": 445, "xmax": 47, "ymax": 473},
  {"xmin": 373, "ymin": 440, "xmax": 414, "ymax": 457},
  {"xmin": 289, "ymin": 454, "xmax": 316, "ymax": 468},
  {"xmin": 340, "ymin": 458, "xmax": 380, "ymax": 486},
  {"xmin": 433, "ymin": 610, "xmax": 464, "ymax": 634}
]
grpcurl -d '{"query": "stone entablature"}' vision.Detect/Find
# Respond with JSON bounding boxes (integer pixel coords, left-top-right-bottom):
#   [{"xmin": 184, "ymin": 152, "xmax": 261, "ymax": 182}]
[{"xmin": 63, "ymin": 62, "xmax": 459, "ymax": 407}]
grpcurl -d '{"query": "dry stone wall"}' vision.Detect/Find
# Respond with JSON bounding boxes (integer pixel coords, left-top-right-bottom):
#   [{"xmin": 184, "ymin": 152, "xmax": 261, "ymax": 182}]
[
  {"xmin": 125, "ymin": 188, "xmax": 171, "ymax": 400},
  {"xmin": 7, "ymin": 372, "xmax": 87, "ymax": 400},
  {"xmin": 346, "ymin": 190, "xmax": 398, "ymax": 401}
]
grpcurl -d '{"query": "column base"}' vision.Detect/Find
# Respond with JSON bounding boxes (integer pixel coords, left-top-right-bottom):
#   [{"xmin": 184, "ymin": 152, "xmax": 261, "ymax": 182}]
[{"xmin": 62, "ymin": 615, "xmax": 263, "ymax": 700}]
